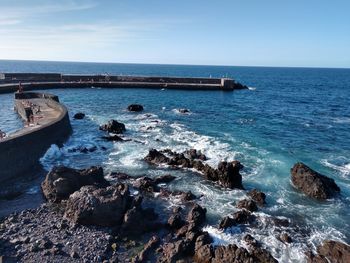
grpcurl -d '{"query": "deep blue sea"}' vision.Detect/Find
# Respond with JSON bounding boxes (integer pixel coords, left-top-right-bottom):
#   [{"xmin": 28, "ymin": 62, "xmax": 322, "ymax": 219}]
[{"xmin": 1, "ymin": 60, "xmax": 350, "ymax": 262}]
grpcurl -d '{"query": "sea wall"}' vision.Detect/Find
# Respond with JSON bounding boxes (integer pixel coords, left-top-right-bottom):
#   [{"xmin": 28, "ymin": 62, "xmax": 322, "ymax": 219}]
[
  {"xmin": 0, "ymin": 73, "xmax": 247, "ymax": 93},
  {"xmin": 0, "ymin": 92, "xmax": 72, "ymax": 183}
]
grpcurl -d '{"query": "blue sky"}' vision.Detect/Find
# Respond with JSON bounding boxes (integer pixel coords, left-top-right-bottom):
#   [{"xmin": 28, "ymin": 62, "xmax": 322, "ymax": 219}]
[{"xmin": 0, "ymin": 0, "xmax": 349, "ymax": 68}]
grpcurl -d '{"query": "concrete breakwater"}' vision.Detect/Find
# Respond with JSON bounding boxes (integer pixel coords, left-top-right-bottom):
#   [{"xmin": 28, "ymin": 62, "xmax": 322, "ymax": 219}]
[
  {"xmin": 0, "ymin": 73, "xmax": 247, "ymax": 93},
  {"xmin": 0, "ymin": 92, "xmax": 71, "ymax": 183}
]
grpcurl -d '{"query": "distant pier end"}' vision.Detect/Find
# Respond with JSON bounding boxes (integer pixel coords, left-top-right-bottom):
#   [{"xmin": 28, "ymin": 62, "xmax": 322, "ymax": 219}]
[{"xmin": 0, "ymin": 73, "xmax": 248, "ymax": 93}]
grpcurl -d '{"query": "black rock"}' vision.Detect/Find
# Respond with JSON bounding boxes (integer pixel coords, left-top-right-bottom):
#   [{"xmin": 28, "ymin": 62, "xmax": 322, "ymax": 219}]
[
  {"xmin": 127, "ymin": 104, "xmax": 144, "ymax": 112},
  {"xmin": 99, "ymin": 120, "xmax": 126, "ymax": 134},
  {"xmin": 73, "ymin": 112, "xmax": 85, "ymax": 119}
]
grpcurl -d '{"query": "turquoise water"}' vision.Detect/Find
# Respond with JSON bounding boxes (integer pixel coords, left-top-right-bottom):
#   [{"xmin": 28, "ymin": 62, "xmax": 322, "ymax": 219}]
[{"xmin": 0, "ymin": 60, "xmax": 350, "ymax": 262}]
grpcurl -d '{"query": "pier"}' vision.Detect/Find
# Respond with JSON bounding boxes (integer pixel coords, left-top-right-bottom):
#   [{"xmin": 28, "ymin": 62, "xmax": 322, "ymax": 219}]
[
  {"xmin": 0, "ymin": 73, "xmax": 247, "ymax": 94},
  {"xmin": 0, "ymin": 92, "xmax": 71, "ymax": 182}
]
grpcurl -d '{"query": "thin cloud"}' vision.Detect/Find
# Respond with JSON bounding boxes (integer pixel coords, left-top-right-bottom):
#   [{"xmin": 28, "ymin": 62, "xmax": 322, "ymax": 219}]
[{"xmin": 0, "ymin": 0, "xmax": 97, "ymax": 24}]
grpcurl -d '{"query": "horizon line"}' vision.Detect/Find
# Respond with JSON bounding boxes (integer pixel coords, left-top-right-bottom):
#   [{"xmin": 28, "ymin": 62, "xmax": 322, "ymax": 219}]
[{"xmin": 1, "ymin": 58, "xmax": 349, "ymax": 70}]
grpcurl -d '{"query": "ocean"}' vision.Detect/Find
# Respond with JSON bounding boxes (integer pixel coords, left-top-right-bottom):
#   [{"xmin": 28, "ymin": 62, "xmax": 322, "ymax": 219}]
[{"xmin": 0, "ymin": 60, "xmax": 350, "ymax": 262}]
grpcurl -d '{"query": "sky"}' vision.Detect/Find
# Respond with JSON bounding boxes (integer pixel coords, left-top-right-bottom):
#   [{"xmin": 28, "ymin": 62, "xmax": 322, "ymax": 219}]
[{"xmin": 0, "ymin": 0, "xmax": 349, "ymax": 68}]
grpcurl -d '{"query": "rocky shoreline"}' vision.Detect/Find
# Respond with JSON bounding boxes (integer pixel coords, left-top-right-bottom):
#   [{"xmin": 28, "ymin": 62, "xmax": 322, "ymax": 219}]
[{"xmin": 1, "ymin": 106, "xmax": 349, "ymax": 263}]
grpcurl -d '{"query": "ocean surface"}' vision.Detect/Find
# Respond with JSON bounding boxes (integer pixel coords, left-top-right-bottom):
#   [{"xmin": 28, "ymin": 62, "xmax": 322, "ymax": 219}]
[{"xmin": 1, "ymin": 60, "xmax": 350, "ymax": 262}]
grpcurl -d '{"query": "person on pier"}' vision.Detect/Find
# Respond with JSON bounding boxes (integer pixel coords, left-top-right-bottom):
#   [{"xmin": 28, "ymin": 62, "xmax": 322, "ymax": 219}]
[
  {"xmin": 18, "ymin": 82, "xmax": 23, "ymax": 93},
  {"xmin": 0, "ymin": 129, "xmax": 6, "ymax": 139}
]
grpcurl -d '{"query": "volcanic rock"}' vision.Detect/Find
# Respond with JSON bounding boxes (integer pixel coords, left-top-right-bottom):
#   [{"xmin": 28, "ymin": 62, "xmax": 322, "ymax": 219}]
[
  {"xmin": 99, "ymin": 120, "xmax": 126, "ymax": 134},
  {"xmin": 102, "ymin": 135, "xmax": 124, "ymax": 142},
  {"xmin": 291, "ymin": 162, "xmax": 340, "ymax": 199},
  {"xmin": 144, "ymin": 149, "xmax": 244, "ymax": 189},
  {"xmin": 127, "ymin": 104, "xmax": 144, "ymax": 112},
  {"xmin": 64, "ymin": 184, "xmax": 132, "ymax": 226},
  {"xmin": 248, "ymin": 189, "xmax": 266, "ymax": 205},
  {"xmin": 232, "ymin": 209, "xmax": 255, "ymax": 224},
  {"xmin": 236, "ymin": 198, "xmax": 258, "ymax": 212},
  {"xmin": 178, "ymin": 109, "xmax": 190, "ymax": 114},
  {"xmin": 121, "ymin": 206, "xmax": 158, "ymax": 236},
  {"xmin": 154, "ymin": 174, "xmax": 176, "ymax": 184},
  {"xmin": 307, "ymin": 240, "xmax": 350, "ymax": 263},
  {"xmin": 187, "ymin": 204, "xmax": 206, "ymax": 228},
  {"xmin": 73, "ymin": 112, "xmax": 85, "ymax": 119},
  {"xmin": 144, "ymin": 149, "xmax": 169, "ymax": 165},
  {"xmin": 217, "ymin": 161, "xmax": 244, "ymax": 189},
  {"xmin": 133, "ymin": 176, "xmax": 159, "ymax": 192},
  {"xmin": 167, "ymin": 214, "xmax": 185, "ymax": 230},
  {"xmin": 41, "ymin": 166, "xmax": 108, "ymax": 203},
  {"xmin": 219, "ymin": 216, "xmax": 236, "ymax": 229},
  {"xmin": 280, "ymin": 233, "xmax": 292, "ymax": 243},
  {"xmin": 186, "ymin": 149, "xmax": 207, "ymax": 161},
  {"xmin": 219, "ymin": 210, "xmax": 255, "ymax": 229},
  {"xmin": 132, "ymin": 236, "xmax": 160, "ymax": 263}
]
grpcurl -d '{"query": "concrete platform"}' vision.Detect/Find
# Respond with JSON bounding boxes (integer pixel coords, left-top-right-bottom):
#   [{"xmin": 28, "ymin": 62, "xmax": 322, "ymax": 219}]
[{"xmin": 0, "ymin": 92, "xmax": 72, "ymax": 183}]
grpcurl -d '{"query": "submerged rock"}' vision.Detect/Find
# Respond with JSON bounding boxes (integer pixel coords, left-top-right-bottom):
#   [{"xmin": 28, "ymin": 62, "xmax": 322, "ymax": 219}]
[
  {"xmin": 248, "ymin": 189, "xmax": 266, "ymax": 206},
  {"xmin": 219, "ymin": 210, "xmax": 256, "ymax": 229},
  {"xmin": 154, "ymin": 174, "xmax": 176, "ymax": 184},
  {"xmin": 144, "ymin": 149, "xmax": 169, "ymax": 165},
  {"xmin": 280, "ymin": 233, "xmax": 292, "ymax": 243},
  {"xmin": 291, "ymin": 162, "xmax": 340, "ymax": 199},
  {"xmin": 178, "ymin": 108, "xmax": 190, "ymax": 114},
  {"xmin": 41, "ymin": 166, "xmax": 108, "ymax": 203},
  {"xmin": 127, "ymin": 104, "xmax": 144, "ymax": 112},
  {"xmin": 64, "ymin": 184, "xmax": 132, "ymax": 227},
  {"xmin": 236, "ymin": 198, "xmax": 258, "ymax": 212},
  {"xmin": 102, "ymin": 135, "xmax": 125, "ymax": 141},
  {"xmin": 73, "ymin": 112, "xmax": 85, "ymax": 119},
  {"xmin": 99, "ymin": 119, "xmax": 126, "ymax": 134}
]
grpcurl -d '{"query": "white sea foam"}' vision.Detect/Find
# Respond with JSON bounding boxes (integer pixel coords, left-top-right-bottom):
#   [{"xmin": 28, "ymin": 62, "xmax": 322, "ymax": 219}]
[
  {"xmin": 40, "ymin": 144, "xmax": 63, "ymax": 170},
  {"xmin": 168, "ymin": 122, "xmax": 239, "ymax": 166},
  {"xmin": 332, "ymin": 117, "xmax": 350, "ymax": 124},
  {"xmin": 248, "ymin": 87, "xmax": 256, "ymax": 91},
  {"xmin": 321, "ymin": 158, "xmax": 350, "ymax": 178}
]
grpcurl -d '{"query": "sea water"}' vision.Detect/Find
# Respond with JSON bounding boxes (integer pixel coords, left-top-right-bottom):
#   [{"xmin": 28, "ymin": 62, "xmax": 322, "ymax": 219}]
[{"xmin": 0, "ymin": 60, "xmax": 350, "ymax": 262}]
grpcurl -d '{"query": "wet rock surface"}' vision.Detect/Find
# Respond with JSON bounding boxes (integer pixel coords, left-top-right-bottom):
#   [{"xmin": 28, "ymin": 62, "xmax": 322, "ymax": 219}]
[
  {"xmin": 73, "ymin": 112, "xmax": 85, "ymax": 119},
  {"xmin": 144, "ymin": 148, "xmax": 244, "ymax": 189},
  {"xmin": 178, "ymin": 108, "xmax": 190, "ymax": 114},
  {"xmin": 236, "ymin": 198, "xmax": 258, "ymax": 212},
  {"xmin": 291, "ymin": 162, "xmax": 340, "ymax": 199},
  {"xmin": 99, "ymin": 119, "xmax": 126, "ymax": 134},
  {"xmin": 127, "ymin": 104, "xmax": 144, "ymax": 112},
  {"xmin": 101, "ymin": 135, "xmax": 125, "ymax": 142},
  {"xmin": 247, "ymin": 189, "xmax": 266, "ymax": 205},
  {"xmin": 307, "ymin": 240, "xmax": 350, "ymax": 263}
]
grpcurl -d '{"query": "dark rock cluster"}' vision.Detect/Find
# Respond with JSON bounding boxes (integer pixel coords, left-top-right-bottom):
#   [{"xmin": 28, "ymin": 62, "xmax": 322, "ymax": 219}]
[
  {"xmin": 99, "ymin": 119, "xmax": 126, "ymax": 134},
  {"xmin": 144, "ymin": 148, "xmax": 244, "ymax": 189}
]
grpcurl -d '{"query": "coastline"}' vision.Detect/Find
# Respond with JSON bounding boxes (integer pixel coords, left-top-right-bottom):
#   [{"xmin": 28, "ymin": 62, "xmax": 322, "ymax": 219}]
[{"xmin": 0, "ymin": 66, "xmax": 348, "ymax": 263}]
